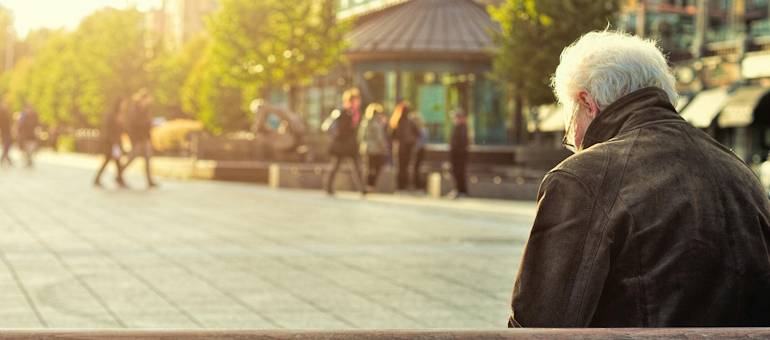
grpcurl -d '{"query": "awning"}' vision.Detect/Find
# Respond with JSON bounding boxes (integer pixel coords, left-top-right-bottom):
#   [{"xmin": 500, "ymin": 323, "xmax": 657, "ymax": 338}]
[
  {"xmin": 679, "ymin": 87, "xmax": 729, "ymax": 128},
  {"xmin": 528, "ymin": 104, "xmax": 566, "ymax": 133},
  {"xmin": 718, "ymin": 85, "xmax": 770, "ymax": 128}
]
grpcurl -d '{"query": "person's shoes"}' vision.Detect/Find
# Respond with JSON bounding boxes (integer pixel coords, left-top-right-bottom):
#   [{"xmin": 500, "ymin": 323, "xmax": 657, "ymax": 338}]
[
  {"xmin": 117, "ymin": 179, "xmax": 130, "ymax": 189},
  {"xmin": 454, "ymin": 193, "xmax": 468, "ymax": 199}
]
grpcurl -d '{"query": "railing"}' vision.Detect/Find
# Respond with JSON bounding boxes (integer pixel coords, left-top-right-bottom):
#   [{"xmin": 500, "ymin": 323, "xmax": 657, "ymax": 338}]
[{"xmin": 0, "ymin": 329, "xmax": 768, "ymax": 339}]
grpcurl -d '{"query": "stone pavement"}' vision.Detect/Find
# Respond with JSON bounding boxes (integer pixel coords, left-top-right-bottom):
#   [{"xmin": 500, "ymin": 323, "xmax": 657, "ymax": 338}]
[{"xmin": 0, "ymin": 151, "xmax": 537, "ymax": 329}]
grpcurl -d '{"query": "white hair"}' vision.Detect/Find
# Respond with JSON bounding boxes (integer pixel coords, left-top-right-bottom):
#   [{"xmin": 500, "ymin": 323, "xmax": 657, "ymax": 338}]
[{"xmin": 552, "ymin": 30, "xmax": 678, "ymax": 112}]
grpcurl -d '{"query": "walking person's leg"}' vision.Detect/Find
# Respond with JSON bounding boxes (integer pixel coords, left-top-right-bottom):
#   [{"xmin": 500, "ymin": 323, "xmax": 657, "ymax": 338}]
[
  {"xmin": 347, "ymin": 155, "xmax": 365, "ymax": 194},
  {"xmin": 412, "ymin": 148, "xmax": 424, "ymax": 191},
  {"xmin": 453, "ymin": 158, "xmax": 468, "ymax": 196},
  {"xmin": 325, "ymin": 156, "xmax": 341, "ymax": 194},
  {"xmin": 144, "ymin": 142, "xmax": 157, "ymax": 187},
  {"xmin": 397, "ymin": 143, "xmax": 412, "ymax": 191},
  {"xmin": 362, "ymin": 154, "xmax": 372, "ymax": 190},
  {"xmin": 1, "ymin": 135, "xmax": 11, "ymax": 165},
  {"xmin": 93, "ymin": 153, "xmax": 111, "ymax": 186},
  {"xmin": 369, "ymin": 154, "xmax": 383, "ymax": 188},
  {"xmin": 123, "ymin": 140, "xmax": 140, "ymax": 169}
]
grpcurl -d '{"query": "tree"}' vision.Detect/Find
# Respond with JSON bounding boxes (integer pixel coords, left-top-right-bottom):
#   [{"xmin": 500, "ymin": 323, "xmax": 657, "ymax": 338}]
[
  {"xmin": 488, "ymin": 0, "xmax": 617, "ymax": 142},
  {"xmin": 207, "ymin": 0, "xmax": 348, "ymax": 111},
  {"xmin": 9, "ymin": 7, "xmax": 149, "ymax": 128},
  {"xmin": 180, "ymin": 41, "xmax": 253, "ymax": 135},
  {"xmin": 148, "ymin": 33, "xmax": 209, "ymax": 119}
]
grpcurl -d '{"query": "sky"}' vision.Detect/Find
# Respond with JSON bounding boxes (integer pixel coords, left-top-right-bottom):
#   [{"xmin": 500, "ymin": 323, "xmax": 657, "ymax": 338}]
[{"xmin": 0, "ymin": 0, "xmax": 162, "ymax": 38}]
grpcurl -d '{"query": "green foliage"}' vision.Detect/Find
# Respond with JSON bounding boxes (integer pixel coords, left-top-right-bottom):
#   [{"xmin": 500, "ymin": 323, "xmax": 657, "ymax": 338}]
[
  {"xmin": 148, "ymin": 33, "xmax": 209, "ymax": 119},
  {"xmin": 489, "ymin": 0, "xmax": 618, "ymax": 106},
  {"xmin": 207, "ymin": 0, "xmax": 348, "ymax": 95},
  {"xmin": 7, "ymin": 8, "xmax": 148, "ymax": 128},
  {"xmin": 180, "ymin": 42, "xmax": 253, "ymax": 135}
]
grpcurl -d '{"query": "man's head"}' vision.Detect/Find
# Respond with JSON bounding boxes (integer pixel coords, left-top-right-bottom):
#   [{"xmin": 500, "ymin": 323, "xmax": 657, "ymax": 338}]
[
  {"xmin": 552, "ymin": 30, "xmax": 678, "ymax": 152},
  {"xmin": 134, "ymin": 88, "xmax": 152, "ymax": 108},
  {"xmin": 451, "ymin": 108, "xmax": 466, "ymax": 125},
  {"xmin": 342, "ymin": 88, "xmax": 361, "ymax": 109}
]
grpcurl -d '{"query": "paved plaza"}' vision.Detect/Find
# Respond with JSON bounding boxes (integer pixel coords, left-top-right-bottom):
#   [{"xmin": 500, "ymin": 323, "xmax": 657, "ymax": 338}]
[{"xmin": 0, "ymin": 152, "xmax": 537, "ymax": 329}]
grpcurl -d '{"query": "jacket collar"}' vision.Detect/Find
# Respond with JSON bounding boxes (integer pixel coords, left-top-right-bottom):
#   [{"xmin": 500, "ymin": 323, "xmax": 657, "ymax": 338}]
[{"xmin": 581, "ymin": 87, "xmax": 681, "ymax": 150}]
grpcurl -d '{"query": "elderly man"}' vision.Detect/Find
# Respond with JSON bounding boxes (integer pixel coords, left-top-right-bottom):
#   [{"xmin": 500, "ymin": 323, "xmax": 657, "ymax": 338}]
[{"xmin": 509, "ymin": 31, "xmax": 770, "ymax": 327}]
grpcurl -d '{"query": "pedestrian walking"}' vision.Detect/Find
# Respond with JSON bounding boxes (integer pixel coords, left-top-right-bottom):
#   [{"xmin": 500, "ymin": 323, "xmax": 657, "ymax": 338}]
[
  {"xmin": 390, "ymin": 102, "xmax": 419, "ymax": 194},
  {"xmin": 0, "ymin": 99, "xmax": 12, "ymax": 166},
  {"xmin": 123, "ymin": 89, "xmax": 157, "ymax": 188},
  {"xmin": 323, "ymin": 88, "xmax": 365, "ymax": 196},
  {"xmin": 17, "ymin": 103, "xmax": 39, "ymax": 168},
  {"xmin": 410, "ymin": 111, "xmax": 428, "ymax": 192},
  {"xmin": 509, "ymin": 30, "xmax": 770, "ymax": 328},
  {"xmin": 448, "ymin": 108, "xmax": 468, "ymax": 198},
  {"xmin": 358, "ymin": 103, "xmax": 387, "ymax": 193},
  {"xmin": 93, "ymin": 97, "xmax": 128, "ymax": 188}
]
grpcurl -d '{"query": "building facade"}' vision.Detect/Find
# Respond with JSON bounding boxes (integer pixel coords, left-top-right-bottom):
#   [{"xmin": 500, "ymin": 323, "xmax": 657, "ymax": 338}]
[
  {"xmin": 615, "ymin": 0, "xmax": 770, "ymax": 168},
  {"xmin": 289, "ymin": 0, "xmax": 506, "ymax": 145},
  {"xmin": 147, "ymin": 0, "xmax": 218, "ymax": 50}
]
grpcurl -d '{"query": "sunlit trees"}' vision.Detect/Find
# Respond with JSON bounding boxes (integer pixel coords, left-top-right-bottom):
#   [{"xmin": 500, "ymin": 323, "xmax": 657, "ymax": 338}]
[
  {"xmin": 207, "ymin": 0, "xmax": 348, "ymax": 110},
  {"xmin": 488, "ymin": 0, "xmax": 617, "ymax": 142},
  {"xmin": 180, "ymin": 40, "xmax": 253, "ymax": 135},
  {"xmin": 5, "ymin": 8, "xmax": 148, "ymax": 127}
]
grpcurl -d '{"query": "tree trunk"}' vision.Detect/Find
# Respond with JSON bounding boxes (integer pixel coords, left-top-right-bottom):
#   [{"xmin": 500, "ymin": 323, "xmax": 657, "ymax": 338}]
[{"xmin": 514, "ymin": 93, "xmax": 525, "ymax": 144}]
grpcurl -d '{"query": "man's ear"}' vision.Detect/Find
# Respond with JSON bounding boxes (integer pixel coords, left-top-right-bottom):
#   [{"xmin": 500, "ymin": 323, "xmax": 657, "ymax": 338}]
[{"xmin": 577, "ymin": 91, "xmax": 600, "ymax": 119}]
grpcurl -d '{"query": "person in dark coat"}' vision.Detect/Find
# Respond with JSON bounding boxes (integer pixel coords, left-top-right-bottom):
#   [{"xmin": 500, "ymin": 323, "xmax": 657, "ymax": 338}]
[
  {"xmin": 17, "ymin": 103, "xmax": 39, "ymax": 167},
  {"xmin": 323, "ymin": 88, "xmax": 364, "ymax": 195},
  {"xmin": 93, "ymin": 97, "xmax": 127, "ymax": 188},
  {"xmin": 0, "ymin": 99, "xmax": 12, "ymax": 166},
  {"xmin": 510, "ymin": 30, "xmax": 770, "ymax": 328},
  {"xmin": 411, "ymin": 111, "xmax": 428, "ymax": 192},
  {"xmin": 123, "ymin": 89, "xmax": 157, "ymax": 188},
  {"xmin": 449, "ymin": 108, "xmax": 468, "ymax": 198},
  {"xmin": 391, "ymin": 102, "xmax": 419, "ymax": 194}
]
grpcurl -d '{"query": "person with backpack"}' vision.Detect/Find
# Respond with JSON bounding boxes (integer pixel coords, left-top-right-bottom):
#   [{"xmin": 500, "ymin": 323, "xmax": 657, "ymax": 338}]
[
  {"xmin": 411, "ymin": 111, "xmax": 428, "ymax": 193},
  {"xmin": 323, "ymin": 88, "xmax": 365, "ymax": 196},
  {"xmin": 358, "ymin": 103, "xmax": 387, "ymax": 193}
]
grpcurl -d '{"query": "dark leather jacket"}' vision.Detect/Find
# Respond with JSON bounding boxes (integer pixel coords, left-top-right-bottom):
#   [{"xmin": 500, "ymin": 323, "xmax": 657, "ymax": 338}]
[{"xmin": 509, "ymin": 87, "xmax": 770, "ymax": 327}]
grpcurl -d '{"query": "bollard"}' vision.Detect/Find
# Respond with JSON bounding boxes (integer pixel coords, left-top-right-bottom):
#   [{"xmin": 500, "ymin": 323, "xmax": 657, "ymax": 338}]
[
  {"xmin": 428, "ymin": 172, "xmax": 442, "ymax": 199},
  {"xmin": 268, "ymin": 163, "xmax": 280, "ymax": 189}
]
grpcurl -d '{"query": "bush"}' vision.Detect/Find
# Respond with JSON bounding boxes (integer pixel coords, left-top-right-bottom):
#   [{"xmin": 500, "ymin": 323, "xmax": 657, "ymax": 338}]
[
  {"xmin": 57, "ymin": 134, "xmax": 76, "ymax": 153},
  {"xmin": 150, "ymin": 119, "xmax": 204, "ymax": 153}
]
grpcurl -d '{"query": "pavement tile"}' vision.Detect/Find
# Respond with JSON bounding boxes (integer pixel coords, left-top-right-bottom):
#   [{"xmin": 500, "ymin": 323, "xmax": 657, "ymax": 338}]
[{"xmin": 0, "ymin": 152, "xmax": 536, "ymax": 329}]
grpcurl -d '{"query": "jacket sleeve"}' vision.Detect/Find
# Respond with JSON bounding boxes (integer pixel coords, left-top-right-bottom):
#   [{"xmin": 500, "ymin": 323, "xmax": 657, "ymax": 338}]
[{"xmin": 509, "ymin": 170, "xmax": 610, "ymax": 328}]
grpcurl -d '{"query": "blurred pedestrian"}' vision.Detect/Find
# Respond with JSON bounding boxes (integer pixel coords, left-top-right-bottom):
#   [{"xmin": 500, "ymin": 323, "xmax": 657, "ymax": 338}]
[
  {"xmin": 124, "ymin": 89, "xmax": 157, "ymax": 188},
  {"xmin": 448, "ymin": 108, "xmax": 468, "ymax": 198},
  {"xmin": 323, "ymin": 88, "xmax": 364, "ymax": 196},
  {"xmin": 358, "ymin": 103, "xmax": 387, "ymax": 193},
  {"xmin": 410, "ymin": 111, "xmax": 428, "ymax": 192},
  {"xmin": 390, "ymin": 102, "xmax": 419, "ymax": 194},
  {"xmin": 93, "ymin": 97, "xmax": 128, "ymax": 188},
  {"xmin": 0, "ymin": 99, "xmax": 12, "ymax": 166},
  {"xmin": 17, "ymin": 103, "xmax": 39, "ymax": 168}
]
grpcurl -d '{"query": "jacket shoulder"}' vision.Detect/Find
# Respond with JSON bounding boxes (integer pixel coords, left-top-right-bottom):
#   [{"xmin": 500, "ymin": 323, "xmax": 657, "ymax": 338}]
[{"xmin": 549, "ymin": 144, "xmax": 611, "ymax": 197}]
